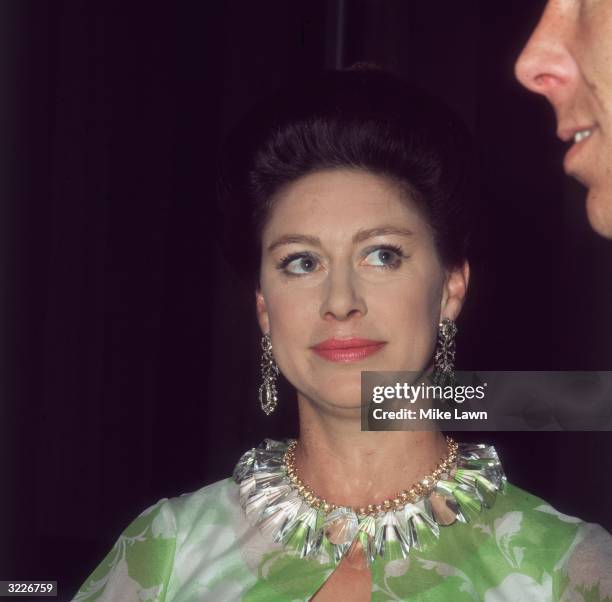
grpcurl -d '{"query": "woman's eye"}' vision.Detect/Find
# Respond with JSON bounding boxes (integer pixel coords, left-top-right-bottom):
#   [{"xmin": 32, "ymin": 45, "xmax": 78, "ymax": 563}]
[
  {"xmin": 363, "ymin": 246, "xmax": 404, "ymax": 269},
  {"xmin": 280, "ymin": 254, "xmax": 319, "ymax": 275}
]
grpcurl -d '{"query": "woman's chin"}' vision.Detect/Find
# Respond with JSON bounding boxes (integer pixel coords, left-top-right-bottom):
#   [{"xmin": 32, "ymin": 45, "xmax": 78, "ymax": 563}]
[
  {"xmin": 314, "ymin": 399, "xmax": 366, "ymax": 417},
  {"xmin": 312, "ymin": 384, "xmax": 366, "ymax": 413}
]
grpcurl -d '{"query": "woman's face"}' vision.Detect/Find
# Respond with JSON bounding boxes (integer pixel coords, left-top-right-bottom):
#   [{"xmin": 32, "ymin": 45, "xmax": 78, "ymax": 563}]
[{"xmin": 256, "ymin": 168, "xmax": 468, "ymax": 413}]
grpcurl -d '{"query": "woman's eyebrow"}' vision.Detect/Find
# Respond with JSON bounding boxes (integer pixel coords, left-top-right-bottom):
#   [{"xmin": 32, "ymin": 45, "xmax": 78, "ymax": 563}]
[
  {"xmin": 267, "ymin": 226, "xmax": 414, "ymax": 253},
  {"xmin": 352, "ymin": 226, "xmax": 414, "ymax": 243},
  {"xmin": 267, "ymin": 234, "xmax": 321, "ymax": 252}
]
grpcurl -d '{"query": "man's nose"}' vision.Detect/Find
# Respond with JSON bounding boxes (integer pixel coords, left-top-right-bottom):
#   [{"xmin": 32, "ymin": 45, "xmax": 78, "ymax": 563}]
[
  {"xmin": 319, "ymin": 267, "xmax": 367, "ymax": 321},
  {"xmin": 514, "ymin": 2, "xmax": 579, "ymax": 107}
]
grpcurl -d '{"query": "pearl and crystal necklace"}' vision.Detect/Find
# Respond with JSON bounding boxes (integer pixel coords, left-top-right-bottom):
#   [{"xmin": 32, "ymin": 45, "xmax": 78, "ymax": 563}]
[{"xmin": 233, "ymin": 437, "xmax": 506, "ymax": 567}]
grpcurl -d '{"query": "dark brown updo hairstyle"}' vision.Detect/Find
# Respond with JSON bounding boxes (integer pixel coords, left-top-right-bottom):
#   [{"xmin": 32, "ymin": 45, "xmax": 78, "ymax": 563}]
[{"xmin": 216, "ymin": 64, "xmax": 475, "ymax": 287}]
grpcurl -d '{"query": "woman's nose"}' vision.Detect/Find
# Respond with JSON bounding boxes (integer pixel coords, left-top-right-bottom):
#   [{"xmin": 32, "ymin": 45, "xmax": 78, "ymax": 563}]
[
  {"xmin": 319, "ymin": 268, "xmax": 367, "ymax": 321},
  {"xmin": 514, "ymin": 2, "xmax": 579, "ymax": 108}
]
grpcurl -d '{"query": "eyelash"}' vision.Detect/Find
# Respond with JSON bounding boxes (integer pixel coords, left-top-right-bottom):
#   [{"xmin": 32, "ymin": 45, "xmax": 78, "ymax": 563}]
[{"xmin": 276, "ymin": 244, "xmax": 408, "ymax": 276}]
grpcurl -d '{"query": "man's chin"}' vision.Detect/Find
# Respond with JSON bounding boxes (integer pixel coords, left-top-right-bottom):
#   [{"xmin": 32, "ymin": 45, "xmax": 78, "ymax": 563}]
[{"xmin": 585, "ymin": 186, "xmax": 612, "ymax": 239}]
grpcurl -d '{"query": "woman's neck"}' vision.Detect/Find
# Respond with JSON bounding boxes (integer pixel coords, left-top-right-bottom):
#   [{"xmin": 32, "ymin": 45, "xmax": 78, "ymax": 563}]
[{"xmin": 294, "ymin": 392, "xmax": 448, "ymax": 510}]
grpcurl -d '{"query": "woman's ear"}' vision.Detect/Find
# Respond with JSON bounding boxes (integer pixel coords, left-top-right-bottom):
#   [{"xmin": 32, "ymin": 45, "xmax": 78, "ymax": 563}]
[
  {"xmin": 255, "ymin": 287, "xmax": 270, "ymax": 334},
  {"xmin": 440, "ymin": 260, "xmax": 470, "ymax": 321}
]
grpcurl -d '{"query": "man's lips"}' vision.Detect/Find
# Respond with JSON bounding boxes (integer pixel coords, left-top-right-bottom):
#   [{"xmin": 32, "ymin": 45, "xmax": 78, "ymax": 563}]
[
  {"xmin": 560, "ymin": 125, "xmax": 597, "ymax": 177},
  {"xmin": 311, "ymin": 337, "xmax": 387, "ymax": 362},
  {"xmin": 557, "ymin": 124, "xmax": 597, "ymax": 143}
]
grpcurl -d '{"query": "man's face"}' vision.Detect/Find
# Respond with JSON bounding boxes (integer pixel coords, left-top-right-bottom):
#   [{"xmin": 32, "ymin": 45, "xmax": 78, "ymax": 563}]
[{"xmin": 515, "ymin": 0, "xmax": 612, "ymax": 238}]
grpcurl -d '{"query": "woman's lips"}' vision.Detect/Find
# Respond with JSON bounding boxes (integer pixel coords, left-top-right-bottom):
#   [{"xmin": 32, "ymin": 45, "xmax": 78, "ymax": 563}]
[{"xmin": 311, "ymin": 337, "xmax": 387, "ymax": 363}]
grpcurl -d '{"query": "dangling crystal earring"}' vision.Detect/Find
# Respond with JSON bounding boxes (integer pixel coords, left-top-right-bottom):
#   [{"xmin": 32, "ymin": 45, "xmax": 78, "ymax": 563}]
[
  {"xmin": 433, "ymin": 318, "xmax": 457, "ymax": 387},
  {"xmin": 259, "ymin": 333, "xmax": 280, "ymax": 415}
]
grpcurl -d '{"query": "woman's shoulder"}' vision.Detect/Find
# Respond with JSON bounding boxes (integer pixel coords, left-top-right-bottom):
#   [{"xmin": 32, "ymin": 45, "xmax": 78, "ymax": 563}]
[
  {"xmin": 161, "ymin": 476, "xmax": 241, "ymax": 535},
  {"xmin": 499, "ymin": 480, "xmax": 606, "ymax": 530},
  {"xmin": 495, "ymin": 479, "xmax": 611, "ymax": 551},
  {"xmin": 491, "ymin": 480, "xmax": 612, "ymax": 599},
  {"xmin": 72, "ymin": 477, "xmax": 240, "ymax": 602},
  {"xmin": 165, "ymin": 476, "xmax": 237, "ymax": 514},
  {"xmin": 104, "ymin": 476, "xmax": 235, "ymax": 555},
  {"xmin": 110, "ymin": 476, "xmax": 238, "ymax": 539}
]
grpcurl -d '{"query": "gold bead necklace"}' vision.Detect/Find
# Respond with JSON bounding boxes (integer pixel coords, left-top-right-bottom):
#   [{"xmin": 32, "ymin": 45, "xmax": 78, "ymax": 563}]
[{"xmin": 282, "ymin": 435, "xmax": 458, "ymax": 517}]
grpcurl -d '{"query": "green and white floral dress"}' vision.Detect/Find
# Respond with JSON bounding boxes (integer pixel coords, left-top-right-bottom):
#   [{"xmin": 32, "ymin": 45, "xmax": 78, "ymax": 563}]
[{"xmin": 73, "ymin": 439, "xmax": 612, "ymax": 601}]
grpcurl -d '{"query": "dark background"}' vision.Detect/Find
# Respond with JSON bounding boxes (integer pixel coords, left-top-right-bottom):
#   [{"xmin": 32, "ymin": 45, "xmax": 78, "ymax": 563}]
[{"xmin": 4, "ymin": 1, "xmax": 612, "ymax": 599}]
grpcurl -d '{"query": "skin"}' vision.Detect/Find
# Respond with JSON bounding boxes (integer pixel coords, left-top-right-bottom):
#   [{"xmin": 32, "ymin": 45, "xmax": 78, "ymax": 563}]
[
  {"xmin": 255, "ymin": 168, "xmax": 469, "ymax": 520},
  {"xmin": 515, "ymin": 0, "xmax": 612, "ymax": 238}
]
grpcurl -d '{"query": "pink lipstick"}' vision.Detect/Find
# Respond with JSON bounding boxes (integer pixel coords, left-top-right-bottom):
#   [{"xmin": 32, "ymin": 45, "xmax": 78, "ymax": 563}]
[{"xmin": 311, "ymin": 337, "xmax": 386, "ymax": 363}]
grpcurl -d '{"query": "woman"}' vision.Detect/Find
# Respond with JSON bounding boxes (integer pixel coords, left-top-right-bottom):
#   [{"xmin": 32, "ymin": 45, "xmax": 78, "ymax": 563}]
[{"xmin": 73, "ymin": 66, "xmax": 612, "ymax": 601}]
